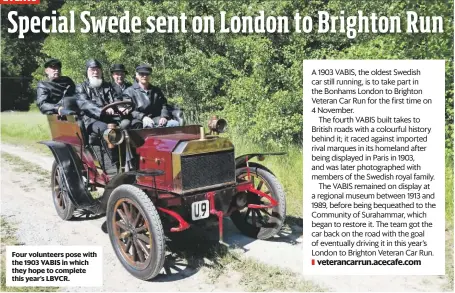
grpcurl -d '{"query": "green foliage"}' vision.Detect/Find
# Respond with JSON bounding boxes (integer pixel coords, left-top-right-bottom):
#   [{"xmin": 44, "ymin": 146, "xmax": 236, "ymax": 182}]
[
  {"xmin": 1, "ymin": 0, "xmax": 64, "ymax": 111},
  {"xmin": 1, "ymin": 0, "xmax": 451, "ymax": 151}
]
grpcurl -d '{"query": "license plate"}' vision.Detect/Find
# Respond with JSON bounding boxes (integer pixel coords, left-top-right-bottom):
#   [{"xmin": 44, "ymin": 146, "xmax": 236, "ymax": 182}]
[{"xmin": 191, "ymin": 200, "xmax": 210, "ymax": 221}]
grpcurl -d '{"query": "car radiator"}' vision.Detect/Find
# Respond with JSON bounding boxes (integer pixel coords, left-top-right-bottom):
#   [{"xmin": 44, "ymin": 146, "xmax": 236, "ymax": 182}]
[{"xmin": 180, "ymin": 150, "xmax": 235, "ymax": 192}]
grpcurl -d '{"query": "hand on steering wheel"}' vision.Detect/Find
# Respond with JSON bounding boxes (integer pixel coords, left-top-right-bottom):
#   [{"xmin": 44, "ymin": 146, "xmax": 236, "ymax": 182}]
[
  {"xmin": 117, "ymin": 107, "xmax": 130, "ymax": 115},
  {"xmin": 101, "ymin": 100, "xmax": 135, "ymax": 117}
]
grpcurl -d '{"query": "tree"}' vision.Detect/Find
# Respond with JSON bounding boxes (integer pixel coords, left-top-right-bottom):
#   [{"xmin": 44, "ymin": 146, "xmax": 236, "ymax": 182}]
[{"xmin": 1, "ymin": 0, "xmax": 65, "ymax": 111}]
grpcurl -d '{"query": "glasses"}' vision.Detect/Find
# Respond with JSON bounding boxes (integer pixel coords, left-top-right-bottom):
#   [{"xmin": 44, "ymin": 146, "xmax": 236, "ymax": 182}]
[{"xmin": 138, "ymin": 72, "xmax": 150, "ymax": 76}]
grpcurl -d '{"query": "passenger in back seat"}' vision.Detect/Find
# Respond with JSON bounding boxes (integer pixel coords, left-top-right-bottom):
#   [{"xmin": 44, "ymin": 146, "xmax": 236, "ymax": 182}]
[{"xmin": 36, "ymin": 58, "xmax": 76, "ymax": 115}]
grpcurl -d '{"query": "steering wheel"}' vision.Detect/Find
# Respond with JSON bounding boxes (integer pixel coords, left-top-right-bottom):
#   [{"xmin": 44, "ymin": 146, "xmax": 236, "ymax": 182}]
[{"xmin": 101, "ymin": 100, "xmax": 135, "ymax": 117}]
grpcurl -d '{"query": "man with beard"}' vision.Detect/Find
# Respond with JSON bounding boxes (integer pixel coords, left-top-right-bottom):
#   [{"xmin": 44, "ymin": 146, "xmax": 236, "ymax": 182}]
[
  {"xmin": 36, "ymin": 58, "xmax": 75, "ymax": 115},
  {"xmin": 75, "ymin": 59, "xmax": 127, "ymax": 136},
  {"xmin": 76, "ymin": 59, "xmax": 131, "ymax": 172},
  {"xmin": 123, "ymin": 64, "xmax": 179, "ymax": 128},
  {"xmin": 110, "ymin": 63, "xmax": 132, "ymax": 97}
]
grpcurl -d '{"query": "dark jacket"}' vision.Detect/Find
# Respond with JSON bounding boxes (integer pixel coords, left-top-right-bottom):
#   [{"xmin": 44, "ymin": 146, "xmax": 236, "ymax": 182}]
[
  {"xmin": 112, "ymin": 81, "xmax": 132, "ymax": 97},
  {"xmin": 75, "ymin": 80, "xmax": 120, "ymax": 127},
  {"xmin": 122, "ymin": 82, "xmax": 170, "ymax": 121},
  {"xmin": 36, "ymin": 76, "xmax": 75, "ymax": 114}
]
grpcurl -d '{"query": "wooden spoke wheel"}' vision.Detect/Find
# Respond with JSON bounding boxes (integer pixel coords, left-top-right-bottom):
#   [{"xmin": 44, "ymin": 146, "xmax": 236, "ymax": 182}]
[
  {"xmin": 107, "ymin": 185, "xmax": 165, "ymax": 280},
  {"xmin": 231, "ymin": 166, "xmax": 286, "ymax": 240},
  {"xmin": 51, "ymin": 161, "xmax": 75, "ymax": 220}
]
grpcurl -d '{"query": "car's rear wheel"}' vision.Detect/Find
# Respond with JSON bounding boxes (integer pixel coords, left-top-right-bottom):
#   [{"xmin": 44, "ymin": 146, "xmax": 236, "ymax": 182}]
[
  {"xmin": 51, "ymin": 161, "xmax": 76, "ymax": 220},
  {"xmin": 106, "ymin": 185, "xmax": 165, "ymax": 280},
  {"xmin": 230, "ymin": 165, "xmax": 286, "ymax": 240}
]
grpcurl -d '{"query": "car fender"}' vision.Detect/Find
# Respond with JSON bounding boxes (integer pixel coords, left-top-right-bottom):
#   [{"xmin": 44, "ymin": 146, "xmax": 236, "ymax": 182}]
[
  {"xmin": 99, "ymin": 171, "xmax": 137, "ymax": 213},
  {"xmin": 235, "ymin": 152, "xmax": 286, "ymax": 175},
  {"xmin": 39, "ymin": 140, "xmax": 99, "ymax": 210},
  {"xmin": 99, "ymin": 170, "xmax": 169, "ymax": 213}
]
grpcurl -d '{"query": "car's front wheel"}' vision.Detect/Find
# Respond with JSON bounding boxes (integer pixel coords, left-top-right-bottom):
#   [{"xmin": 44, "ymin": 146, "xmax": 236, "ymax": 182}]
[{"xmin": 106, "ymin": 185, "xmax": 165, "ymax": 280}]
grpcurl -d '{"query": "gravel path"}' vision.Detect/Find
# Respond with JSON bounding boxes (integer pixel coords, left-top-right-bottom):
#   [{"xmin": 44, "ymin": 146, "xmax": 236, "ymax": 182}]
[{"xmin": 0, "ymin": 143, "xmax": 448, "ymax": 292}]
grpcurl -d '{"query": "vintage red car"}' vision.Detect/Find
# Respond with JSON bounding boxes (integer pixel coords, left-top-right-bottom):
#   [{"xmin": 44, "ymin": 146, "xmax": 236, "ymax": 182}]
[{"xmin": 40, "ymin": 98, "xmax": 286, "ymax": 280}]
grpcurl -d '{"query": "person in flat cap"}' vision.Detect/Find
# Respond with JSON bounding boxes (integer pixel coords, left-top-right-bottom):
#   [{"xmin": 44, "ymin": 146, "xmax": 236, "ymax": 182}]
[
  {"xmin": 122, "ymin": 64, "xmax": 179, "ymax": 128},
  {"xmin": 35, "ymin": 58, "xmax": 75, "ymax": 115},
  {"xmin": 110, "ymin": 63, "xmax": 132, "ymax": 97}
]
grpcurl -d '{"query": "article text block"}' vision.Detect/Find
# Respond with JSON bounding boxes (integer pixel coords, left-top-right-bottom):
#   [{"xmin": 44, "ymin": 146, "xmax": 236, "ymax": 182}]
[
  {"xmin": 6, "ymin": 245, "xmax": 103, "ymax": 287},
  {"xmin": 302, "ymin": 60, "xmax": 445, "ymax": 275}
]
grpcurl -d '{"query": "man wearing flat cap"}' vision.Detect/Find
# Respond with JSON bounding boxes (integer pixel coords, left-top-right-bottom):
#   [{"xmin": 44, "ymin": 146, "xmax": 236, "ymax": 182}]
[
  {"xmin": 36, "ymin": 58, "xmax": 75, "ymax": 115},
  {"xmin": 123, "ymin": 64, "xmax": 179, "ymax": 128},
  {"xmin": 110, "ymin": 64, "xmax": 132, "ymax": 97}
]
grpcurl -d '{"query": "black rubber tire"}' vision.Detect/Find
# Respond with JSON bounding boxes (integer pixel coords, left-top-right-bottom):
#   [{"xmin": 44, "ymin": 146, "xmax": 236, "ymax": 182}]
[
  {"xmin": 230, "ymin": 166, "xmax": 286, "ymax": 240},
  {"xmin": 106, "ymin": 184, "xmax": 165, "ymax": 280},
  {"xmin": 51, "ymin": 161, "xmax": 76, "ymax": 220}
]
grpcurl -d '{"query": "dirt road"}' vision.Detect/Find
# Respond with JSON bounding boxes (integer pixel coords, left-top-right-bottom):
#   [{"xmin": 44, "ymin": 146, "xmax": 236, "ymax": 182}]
[{"xmin": 0, "ymin": 143, "xmax": 449, "ymax": 292}]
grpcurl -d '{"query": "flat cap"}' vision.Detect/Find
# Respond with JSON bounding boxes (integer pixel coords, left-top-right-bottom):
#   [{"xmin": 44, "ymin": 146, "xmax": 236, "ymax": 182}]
[
  {"xmin": 44, "ymin": 58, "xmax": 62, "ymax": 68},
  {"xmin": 136, "ymin": 64, "xmax": 152, "ymax": 74},
  {"xmin": 110, "ymin": 63, "xmax": 128, "ymax": 73},
  {"xmin": 86, "ymin": 59, "xmax": 102, "ymax": 69}
]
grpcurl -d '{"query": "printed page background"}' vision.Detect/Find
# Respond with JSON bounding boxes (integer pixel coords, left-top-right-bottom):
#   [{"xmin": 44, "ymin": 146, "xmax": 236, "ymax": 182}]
[{"xmin": 0, "ymin": 0, "xmax": 453, "ymax": 291}]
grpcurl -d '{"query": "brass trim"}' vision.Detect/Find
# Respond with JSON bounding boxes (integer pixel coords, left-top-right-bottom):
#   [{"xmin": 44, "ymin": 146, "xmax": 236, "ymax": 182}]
[
  {"xmin": 172, "ymin": 153, "xmax": 181, "ymax": 180},
  {"xmin": 199, "ymin": 126, "xmax": 206, "ymax": 140},
  {"xmin": 174, "ymin": 138, "xmax": 234, "ymax": 156},
  {"xmin": 171, "ymin": 138, "xmax": 235, "ymax": 194}
]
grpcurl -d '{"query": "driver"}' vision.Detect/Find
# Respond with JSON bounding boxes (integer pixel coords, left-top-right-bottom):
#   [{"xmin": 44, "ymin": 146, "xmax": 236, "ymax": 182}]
[
  {"xmin": 75, "ymin": 59, "xmax": 130, "ymax": 135},
  {"xmin": 36, "ymin": 58, "xmax": 75, "ymax": 115},
  {"xmin": 122, "ymin": 64, "xmax": 179, "ymax": 128}
]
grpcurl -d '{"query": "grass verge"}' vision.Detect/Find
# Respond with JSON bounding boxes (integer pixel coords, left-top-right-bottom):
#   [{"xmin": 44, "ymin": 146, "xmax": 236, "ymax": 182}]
[
  {"xmin": 205, "ymin": 246, "xmax": 325, "ymax": 292},
  {"xmin": 1, "ymin": 152, "xmax": 50, "ymax": 188},
  {"xmin": 445, "ymin": 225, "xmax": 454, "ymax": 291},
  {"xmin": 444, "ymin": 153, "xmax": 454, "ymax": 291},
  {"xmin": 0, "ymin": 111, "xmax": 52, "ymax": 155},
  {"xmin": 0, "ymin": 216, "xmax": 58, "ymax": 292}
]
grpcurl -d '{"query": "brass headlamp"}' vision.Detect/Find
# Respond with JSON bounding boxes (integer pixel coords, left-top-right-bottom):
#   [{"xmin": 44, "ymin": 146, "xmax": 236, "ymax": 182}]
[
  {"xmin": 103, "ymin": 124, "xmax": 124, "ymax": 148},
  {"xmin": 208, "ymin": 116, "xmax": 227, "ymax": 135}
]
